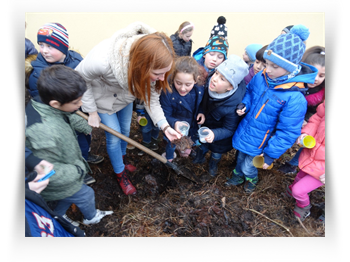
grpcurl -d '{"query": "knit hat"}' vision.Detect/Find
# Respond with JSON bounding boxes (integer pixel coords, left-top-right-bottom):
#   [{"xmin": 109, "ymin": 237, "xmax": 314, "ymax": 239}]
[
  {"xmin": 37, "ymin": 23, "xmax": 69, "ymax": 55},
  {"xmin": 263, "ymin": 24, "xmax": 310, "ymax": 73},
  {"xmin": 210, "ymin": 16, "xmax": 228, "ymax": 40},
  {"xmin": 204, "ymin": 36, "xmax": 229, "ymax": 59},
  {"xmin": 216, "ymin": 54, "xmax": 249, "ymax": 90},
  {"xmin": 245, "ymin": 44, "xmax": 263, "ymax": 62}
]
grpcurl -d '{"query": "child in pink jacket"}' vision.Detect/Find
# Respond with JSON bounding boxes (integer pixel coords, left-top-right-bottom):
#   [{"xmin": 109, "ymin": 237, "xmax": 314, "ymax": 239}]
[{"xmin": 287, "ymin": 100, "xmax": 325, "ymax": 221}]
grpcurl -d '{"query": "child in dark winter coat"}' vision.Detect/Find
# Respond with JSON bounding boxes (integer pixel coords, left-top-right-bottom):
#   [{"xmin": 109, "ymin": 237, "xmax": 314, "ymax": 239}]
[
  {"xmin": 192, "ymin": 54, "xmax": 248, "ymax": 178},
  {"xmin": 226, "ymin": 25, "xmax": 318, "ymax": 193},
  {"xmin": 170, "ymin": 21, "xmax": 194, "ymax": 57},
  {"xmin": 160, "ymin": 56, "xmax": 205, "ymax": 161},
  {"xmin": 25, "ymin": 22, "xmax": 103, "ymax": 174}
]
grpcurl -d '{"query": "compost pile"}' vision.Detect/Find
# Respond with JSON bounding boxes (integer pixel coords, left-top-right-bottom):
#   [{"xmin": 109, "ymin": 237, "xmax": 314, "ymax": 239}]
[{"xmin": 67, "ymin": 113, "xmax": 325, "ymax": 237}]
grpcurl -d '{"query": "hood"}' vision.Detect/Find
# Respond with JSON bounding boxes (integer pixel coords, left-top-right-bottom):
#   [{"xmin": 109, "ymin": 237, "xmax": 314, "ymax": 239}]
[
  {"xmin": 263, "ymin": 62, "xmax": 318, "ymax": 92},
  {"xmin": 108, "ymin": 21, "xmax": 156, "ymax": 89}
]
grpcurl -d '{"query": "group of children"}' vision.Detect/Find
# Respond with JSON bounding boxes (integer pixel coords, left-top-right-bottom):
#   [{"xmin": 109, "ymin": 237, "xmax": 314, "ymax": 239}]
[{"xmin": 24, "ymin": 18, "xmax": 325, "ymax": 236}]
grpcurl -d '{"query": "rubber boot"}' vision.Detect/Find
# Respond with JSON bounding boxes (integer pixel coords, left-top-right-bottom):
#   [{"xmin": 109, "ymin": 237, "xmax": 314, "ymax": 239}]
[
  {"xmin": 123, "ymin": 155, "xmax": 137, "ymax": 172},
  {"xmin": 116, "ymin": 169, "xmax": 136, "ymax": 195},
  {"xmin": 208, "ymin": 156, "xmax": 220, "ymax": 177},
  {"xmin": 192, "ymin": 147, "xmax": 206, "ymax": 164}
]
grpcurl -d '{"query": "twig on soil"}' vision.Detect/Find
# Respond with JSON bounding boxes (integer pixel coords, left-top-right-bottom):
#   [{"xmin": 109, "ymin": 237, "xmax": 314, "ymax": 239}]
[
  {"xmin": 296, "ymin": 217, "xmax": 312, "ymax": 235},
  {"xmin": 244, "ymin": 208, "xmax": 294, "ymax": 237}
]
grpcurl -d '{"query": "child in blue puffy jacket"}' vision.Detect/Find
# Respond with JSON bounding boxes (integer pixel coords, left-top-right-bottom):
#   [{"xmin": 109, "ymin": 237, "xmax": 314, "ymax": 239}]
[{"xmin": 226, "ymin": 25, "xmax": 319, "ymax": 194}]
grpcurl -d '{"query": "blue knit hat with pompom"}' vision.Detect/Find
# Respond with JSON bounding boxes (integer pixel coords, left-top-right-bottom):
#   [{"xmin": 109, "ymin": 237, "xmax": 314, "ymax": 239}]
[{"xmin": 263, "ymin": 24, "xmax": 310, "ymax": 73}]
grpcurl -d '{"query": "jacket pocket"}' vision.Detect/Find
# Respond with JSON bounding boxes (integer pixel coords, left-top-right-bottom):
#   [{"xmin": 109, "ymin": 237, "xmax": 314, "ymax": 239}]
[
  {"xmin": 258, "ymin": 129, "xmax": 270, "ymax": 149},
  {"xmin": 255, "ymin": 99, "xmax": 269, "ymax": 119}
]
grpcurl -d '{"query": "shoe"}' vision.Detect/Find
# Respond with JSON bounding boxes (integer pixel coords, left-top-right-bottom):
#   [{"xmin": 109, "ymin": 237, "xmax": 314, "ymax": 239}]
[
  {"xmin": 126, "ymin": 143, "xmax": 135, "ymax": 150},
  {"xmin": 84, "ymin": 173, "xmax": 96, "ymax": 185},
  {"xmin": 62, "ymin": 214, "xmax": 79, "ymax": 227},
  {"xmin": 225, "ymin": 169, "xmax": 245, "ymax": 186},
  {"xmin": 243, "ymin": 177, "xmax": 259, "ymax": 194},
  {"xmin": 208, "ymin": 156, "xmax": 220, "ymax": 177},
  {"xmin": 123, "ymin": 155, "xmax": 137, "ymax": 172},
  {"xmin": 293, "ymin": 204, "xmax": 312, "ymax": 222},
  {"xmin": 87, "ymin": 153, "xmax": 104, "ymax": 164},
  {"xmin": 82, "ymin": 209, "xmax": 113, "ymax": 225},
  {"xmin": 162, "ymin": 152, "xmax": 177, "ymax": 162},
  {"xmin": 278, "ymin": 162, "xmax": 297, "ymax": 175},
  {"xmin": 116, "ymin": 169, "xmax": 137, "ymax": 195},
  {"xmin": 192, "ymin": 147, "xmax": 206, "ymax": 164},
  {"xmin": 137, "ymin": 141, "xmax": 158, "ymax": 156}
]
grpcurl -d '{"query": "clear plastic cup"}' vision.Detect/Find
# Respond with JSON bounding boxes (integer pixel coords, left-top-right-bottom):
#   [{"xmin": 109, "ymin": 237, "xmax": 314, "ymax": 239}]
[
  {"xmin": 198, "ymin": 127, "xmax": 210, "ymax": 143},
  {"xmin": 179, "ymin": 121, "xmax": 190, "ymax": 136}
]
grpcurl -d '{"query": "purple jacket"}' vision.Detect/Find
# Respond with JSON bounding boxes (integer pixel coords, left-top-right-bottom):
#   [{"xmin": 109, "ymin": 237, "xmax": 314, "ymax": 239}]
[{"xmin": 244, "ymin": 66, "xmax": 255, "ymax": 85}]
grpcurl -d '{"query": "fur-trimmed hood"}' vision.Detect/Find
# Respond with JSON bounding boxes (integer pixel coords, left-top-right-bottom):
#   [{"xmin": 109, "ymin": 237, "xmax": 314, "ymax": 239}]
[{"xmin": 107, "ymin": 21, "xmax": 156, "ymax": 89}]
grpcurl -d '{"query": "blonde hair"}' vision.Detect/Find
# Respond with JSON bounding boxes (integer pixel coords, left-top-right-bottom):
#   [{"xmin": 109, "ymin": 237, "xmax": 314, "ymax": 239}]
[
  {"xmin": 128, "ymin": 32, "xmax": 175, "ymax": 106},
  {"xmin": 177, "ymin": 21, "xmax": 194, "ymax": 35}
]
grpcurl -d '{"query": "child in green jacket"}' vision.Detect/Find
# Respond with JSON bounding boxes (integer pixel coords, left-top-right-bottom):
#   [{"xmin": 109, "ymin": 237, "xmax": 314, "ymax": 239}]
[{"xmin": 25, "ymin": 65, "xmax": 113, "ymax": 225}]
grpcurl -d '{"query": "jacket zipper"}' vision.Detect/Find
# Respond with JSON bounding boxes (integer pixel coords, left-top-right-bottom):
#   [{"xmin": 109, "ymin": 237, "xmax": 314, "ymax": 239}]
[
  {"xmin": 258, "ymin": 130, "xmax": 270, "ymax": 149},
  {"xmin": 255, "ymin": 99, "xmax": 269, "ymax": 119}
]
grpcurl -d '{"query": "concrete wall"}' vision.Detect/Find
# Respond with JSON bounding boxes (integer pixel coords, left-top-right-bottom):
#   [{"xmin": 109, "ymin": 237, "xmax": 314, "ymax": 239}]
[{"xmin": 25, "ymin": 12, "xmax": 325, "ymax": 58}]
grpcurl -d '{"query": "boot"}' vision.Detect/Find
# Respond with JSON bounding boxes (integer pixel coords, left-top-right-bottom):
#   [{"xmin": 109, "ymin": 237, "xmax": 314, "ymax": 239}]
[
  {"xmin": 116, "ymin": 169, "xmax": 136, "ymax": 195},
  {"xmin": 243, "ymin": 176, "xmax": 259, "ymax": 194},
  {"xmin": 208, "ymin": 156, "xmax": 220, "ymax": 177},
  {"xmin": 192, "ymin": 147, "xmax": 206, "ymax": 164},
  {"xmin": 293, "ymin": 204, "xmax": 312, "ymax": 222},
  {"xmin": 123, "ymin": 155, "xmax": 137, "ymax": 172},
  {"xmin": 225, "ymin": 169, "xmax": 245, "ymax": 186}
]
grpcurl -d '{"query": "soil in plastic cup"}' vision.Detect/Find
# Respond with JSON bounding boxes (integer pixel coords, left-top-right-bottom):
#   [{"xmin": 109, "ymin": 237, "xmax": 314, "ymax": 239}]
[
  {"xmin": 299, "ymin": 135, "xmax": 316, "ymax": 149},
  {"xmin": 252, "ymin": 155, "xmax": 273, "ymax": 169},
  {"xmin": 198, "ymin": 127, "xmax": 210, "ymax": 143},
  {"xmin": 179, "ymin": 121, "xmax": 190, "ymax": 136},
  {"xmin": 139, "ymin": 117, "xmax": 148, "ymax": 126}
]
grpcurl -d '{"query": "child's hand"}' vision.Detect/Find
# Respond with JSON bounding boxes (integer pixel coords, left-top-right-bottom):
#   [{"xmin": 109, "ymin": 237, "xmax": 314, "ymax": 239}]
[
  {"xmin": 236, "ymin": 107, "xmax": 246, "ymax": 116},
  {"xmin": 302, "ymin": 120, "xmax": 308, "ymax": 128},
  {"xmin": 205, "ymin": 129, "xmax": 215, "ymax": 143},
  {"xmin": 197, "ymin": 113, "xmax": 205, "ymax": 125},
  {"xmin": 296, "ymin": 133, "xmax": 308, "ymax": 144},
  {"xmin": 34, "ymin": 160, "xmax": 54, "ymax": 175},
  {"xmin": 320, "ymin": 173, "xmax": 325, "ymax": 184},
  {"xmin": 179, "ymin": 148, "xmax": 191, "ymax": 157},
  {"xmin": 29, "ymin": 173, "xmax": 50, "ymax": 194},
  {"xmin": 88, "ymin": 111, "xmax": 101, "ymax": 128}
]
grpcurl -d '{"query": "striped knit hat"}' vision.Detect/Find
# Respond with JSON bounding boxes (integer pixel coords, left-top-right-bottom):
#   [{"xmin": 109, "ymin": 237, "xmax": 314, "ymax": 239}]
[{"xmin": 37, "ymin": 23, "xmax": 69, "ymax": 54}]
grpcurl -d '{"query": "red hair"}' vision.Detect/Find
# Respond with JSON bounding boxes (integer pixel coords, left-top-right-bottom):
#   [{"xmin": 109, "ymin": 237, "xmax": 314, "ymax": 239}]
[{"xmin": 128, "ymin": 32, "xmax": 175, "ymax": 106}]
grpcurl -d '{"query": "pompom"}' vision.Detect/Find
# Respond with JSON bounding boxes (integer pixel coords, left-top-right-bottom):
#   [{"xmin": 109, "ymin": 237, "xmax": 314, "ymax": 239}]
[
  {"xmin": 217, "ymin": 16, "xmax": 226, "ymax": 24},
  {"xmin": 290, "ymin": 24, "xmax": 310, "ymax": 41}
]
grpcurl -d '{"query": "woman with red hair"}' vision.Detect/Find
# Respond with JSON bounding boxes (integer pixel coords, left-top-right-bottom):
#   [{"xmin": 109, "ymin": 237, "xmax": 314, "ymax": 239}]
[{"xmin": 76, "ymin": 22, "xmax": 181, "ymax": 195}]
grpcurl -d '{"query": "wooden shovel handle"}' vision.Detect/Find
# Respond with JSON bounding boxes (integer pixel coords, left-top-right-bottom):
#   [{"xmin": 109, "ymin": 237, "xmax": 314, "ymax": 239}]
[{"xmin": 75, "ymin": 110, "xmax": 167, "ymax": 164}]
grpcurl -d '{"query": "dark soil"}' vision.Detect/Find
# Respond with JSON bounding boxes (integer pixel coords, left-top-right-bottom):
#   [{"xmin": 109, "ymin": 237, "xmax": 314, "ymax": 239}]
[{"xmin": 68, "ymin": 112, "xmax": 325, "ymax": 237}]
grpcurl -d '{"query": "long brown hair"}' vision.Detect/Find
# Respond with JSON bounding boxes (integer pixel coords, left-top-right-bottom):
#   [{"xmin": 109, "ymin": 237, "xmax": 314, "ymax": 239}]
[{"xmin": 128, "ymin": 32, "xmax": 175, "ymax": 106}]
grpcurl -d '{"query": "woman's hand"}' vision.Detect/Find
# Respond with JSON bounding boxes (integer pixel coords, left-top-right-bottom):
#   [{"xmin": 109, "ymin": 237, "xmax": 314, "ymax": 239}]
[
  {"xmin": 88, "ymin": 111, "xmax": 101, "ymax": 128},
  {"xmin": 161, "ymin": 124, "xmax": 181, "ymax": 141}
]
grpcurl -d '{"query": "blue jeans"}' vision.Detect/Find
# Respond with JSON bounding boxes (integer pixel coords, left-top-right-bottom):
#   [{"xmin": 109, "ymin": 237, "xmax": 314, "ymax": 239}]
[
  {"xmin": 288, "ymin": 147, "xmax": 303, "ymax": 166},
  {"xmin": 98, "ymin": 103, "xmax": 133, "ymax": 174},
  {"xmin": 76, "ymin": 131, "xmax": 91, "ymax": 160},
  {"xmin": 165, "ymin": 140, "xmax": 176, "ymax": 160},
  {"xmin": 235, "ymin": 150, "xmax": 258, "ymax": 179},
  {"xmin": 140, "ymin": 111, "xmax": 159, "ymax": 143},
  {"xmin": 54, "ymin": 184, "xmax": 97, "ymax": 220}
]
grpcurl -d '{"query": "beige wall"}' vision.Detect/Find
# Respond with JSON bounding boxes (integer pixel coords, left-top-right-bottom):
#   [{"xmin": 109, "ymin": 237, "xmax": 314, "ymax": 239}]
[{"xmin": 25, "ymin": 12, "xmax": 324, "ymax": 58}]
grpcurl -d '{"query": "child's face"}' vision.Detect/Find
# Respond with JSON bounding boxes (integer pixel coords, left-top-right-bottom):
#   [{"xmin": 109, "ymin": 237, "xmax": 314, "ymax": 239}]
[
  {"xmin": 209, "ymin": 70, "xmax": 233, "ymax": 94},
  {"xmin": 203, "ymin": 52, "xmax": 225, "ymax": 70},
  {"xmin": 242, "ymin": 51, "xmax": 250, "ymax": 63},
  {"xmin": 307, "ymin": 64, "xmax": 325, "ymax": 89},
  {"xmin": 253, "ymin": 59, "xmax": 266, "ymax": 75},
  {"xmin": 265, "ymin": 60, "xmax": 289, "ymax": 79},
  {"xmin": 180, "ymin": 31, "xmax": 193, "ymax": 42},
  {"xmin": 174, "ymin": 72, "xmax": 196, "ymax": 96},
  {"xmin": 55, "ymin": 96, "xmax": 83, "ymax": 112},
  {"xmin": 39, "ymin": 42, "xmax": 66, "ymax": 63}
]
